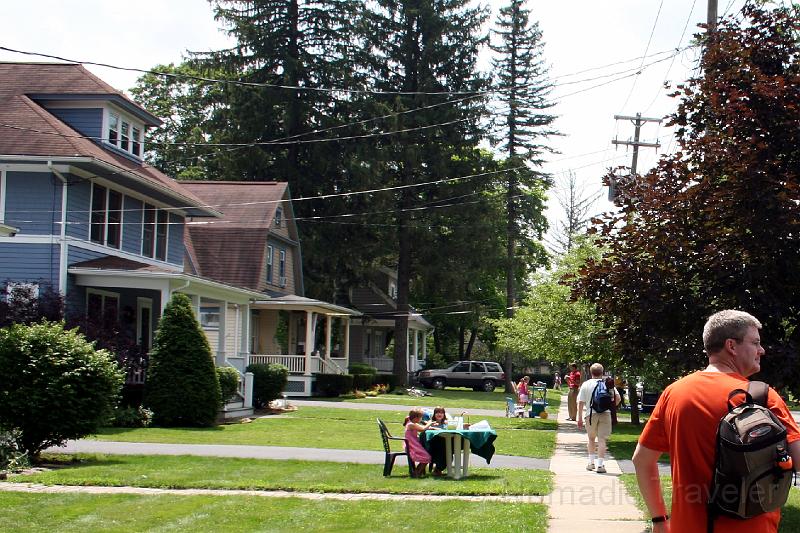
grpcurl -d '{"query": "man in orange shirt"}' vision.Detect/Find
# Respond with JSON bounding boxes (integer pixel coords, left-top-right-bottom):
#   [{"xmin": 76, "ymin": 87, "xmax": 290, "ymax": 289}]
[{"xmin": 633, "ymin": 310, "xmax": 800, "ymax": 532}]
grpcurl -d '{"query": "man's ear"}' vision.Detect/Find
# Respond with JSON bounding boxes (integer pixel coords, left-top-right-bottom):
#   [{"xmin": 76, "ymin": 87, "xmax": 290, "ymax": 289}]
[{"xmin": 725, "ymin": 338, "xmax": 738, "ymax": 353}]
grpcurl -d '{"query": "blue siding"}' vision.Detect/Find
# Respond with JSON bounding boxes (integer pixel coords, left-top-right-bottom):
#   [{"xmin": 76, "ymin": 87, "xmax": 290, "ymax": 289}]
[
  {"xmin": 5, "ymin": 171, "xmax": 61, "ymax": 235},
  {"xmin": 122, "ymin": 197, "xmax": 143, "ymax": 255},
  {"xmin": 45, "ymin": 108, "xmax": 103, "ymax": 139},
  {"xmin": 0, "ymin": 243, "xmax": 59, "ymax": 288},
  {"xmin": 65, "ymin": 179, "xmax": 91, "ymax": 240},
  {"xmin": 67, "ymin": 245, "xmax": 107, "ymax": 266},
  {"xmin": 167, "ymin": 213, "xmax": 184, "ymax": 266}
]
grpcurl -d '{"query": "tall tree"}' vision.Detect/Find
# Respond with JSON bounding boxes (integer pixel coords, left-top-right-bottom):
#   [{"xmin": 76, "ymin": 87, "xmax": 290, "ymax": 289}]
[
  {"xmin": 550, "ymin": 171, "xmax": 599, "ymax": 256},
  {"xmin": 365, "ymin": 0, "xmax": 489, "ymax": 385},
  {"xmin": 575, "ymin": 4, "xmax": 800, "ymax": 395},
  {"xmin": 490, "ymin": 0, "xmax": 556, "ymax": 389}
]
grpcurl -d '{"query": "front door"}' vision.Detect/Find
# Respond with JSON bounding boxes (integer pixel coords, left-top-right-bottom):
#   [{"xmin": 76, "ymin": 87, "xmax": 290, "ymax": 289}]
[{"xmin": 136, "ymin": 297, "xmax": 153, "ymax": 351}]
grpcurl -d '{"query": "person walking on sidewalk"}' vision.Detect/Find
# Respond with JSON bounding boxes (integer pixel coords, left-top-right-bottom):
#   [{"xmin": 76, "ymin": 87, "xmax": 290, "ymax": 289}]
[
  {"xmin": 633, "ymin": 310, "xmax": 800, "ymax": 533},
  {"xmin": 577, "ymin": 363, "xmax": 621, "ymax": 474},
  {"xmin": 565, "ymin": 363, "xmax": 581, "ymax": 421}
]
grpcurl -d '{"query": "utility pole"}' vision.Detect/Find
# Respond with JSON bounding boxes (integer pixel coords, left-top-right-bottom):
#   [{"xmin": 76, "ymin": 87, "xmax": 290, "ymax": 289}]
[
  {"xmin": 609, "ymin": 113, "xmax": 662, "ymax": 201},
  {"xmin": 707, "ymin": 0, "xmax": 718, "ymax": 33}
]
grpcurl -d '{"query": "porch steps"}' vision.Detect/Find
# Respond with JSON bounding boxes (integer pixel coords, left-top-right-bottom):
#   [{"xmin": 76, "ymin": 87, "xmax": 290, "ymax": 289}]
[{"xmin": 218, "ymin": 401, "xmax": 254, "ymax": 421}]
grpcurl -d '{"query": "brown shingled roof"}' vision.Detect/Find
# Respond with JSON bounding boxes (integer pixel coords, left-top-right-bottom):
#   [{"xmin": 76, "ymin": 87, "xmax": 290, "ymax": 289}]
[
  {"xmin": 185, "ymin": 226, "xmax": 267, "ymax": 291},
  {"xmin": 0, "ymin": 62, "xmax": 213, "ymax": 214},
  {"xmin": 180, "ymin": 181, "xmax": 288, "ymax": 229},
  {"xmin": 70, "ymin": 255, "xmax": 174, "ymax": 273}
]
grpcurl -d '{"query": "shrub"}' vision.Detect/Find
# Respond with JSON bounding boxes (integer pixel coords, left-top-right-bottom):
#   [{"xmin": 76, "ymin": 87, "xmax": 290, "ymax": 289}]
[
  {"xmin": 348, "ymin": 362, "xmax": 377, "ymax": 375},
  {"xmin": 144, "ymin": 293, "xmax": 221, "ymax": 427},
  {"xmin": 373, "ymin": 373, "xmax": 397, "ymax": 392},
  {"xmin": 0, "ymin": 321, "xmax": 123, "ymax": 459},
  {"xmin": 315, "ymin": 374, "xmax": 354, "ymax": 397},
  {"xmin": 216, "ymin": 367, "xmax": 241, "ymax": 405},
  {"xmin": 0, "ymin": 430, "xmax": 30, "ymax": 473},
  {"xmin": 245, "ymin": 363, "xmax": 289, "ymax": 408},
  {"xmin": 111, "ymin": 406, "xmax": 153, "ymax": 428},
  {"xmin": 352, "ymin": 373, "xmax": 374, "ymax": 391}
]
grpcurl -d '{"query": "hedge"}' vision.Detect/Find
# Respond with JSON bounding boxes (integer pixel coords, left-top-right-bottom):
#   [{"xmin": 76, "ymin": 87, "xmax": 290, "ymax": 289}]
[
  {"xmin": 245, "ymin": 363, "xmax": 289, "ymax": 408},
  {"xmin": 315, "ymin": 374, "xmax": 354, "ymax": 397}
]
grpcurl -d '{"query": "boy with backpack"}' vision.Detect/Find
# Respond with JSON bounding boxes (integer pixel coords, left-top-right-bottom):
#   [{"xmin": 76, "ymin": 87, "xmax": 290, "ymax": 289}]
[
  {"xmin": 577, "ymin": 362, "xmax": 621, "ymax": 474},
  {"xmin": 633, "ymin": 310, "xmax": 800, "ymax": 532}
]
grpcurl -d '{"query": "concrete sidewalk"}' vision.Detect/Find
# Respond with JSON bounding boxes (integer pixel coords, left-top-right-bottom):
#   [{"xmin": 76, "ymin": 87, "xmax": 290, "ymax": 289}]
[
  {"xmin": 547, "ymin": 395, "xmax": 648, "ymax": 533},
  {"xmin": 48, "ymin": 440, "xmax": 550, "ymax": 470}
]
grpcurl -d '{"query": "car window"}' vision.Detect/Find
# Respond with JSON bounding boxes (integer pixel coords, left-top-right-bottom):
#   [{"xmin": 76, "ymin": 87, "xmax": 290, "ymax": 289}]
[
  {"xmin": 452, "ymin": 362, "xmax": 470, "ymax": 373},
  {"xmin": 470, "ymin": 362, "xmax": 486, "ymax": 373},
  {"xmin": 485, "ymin": 363, "xmax": 501, "ymax": 372}
]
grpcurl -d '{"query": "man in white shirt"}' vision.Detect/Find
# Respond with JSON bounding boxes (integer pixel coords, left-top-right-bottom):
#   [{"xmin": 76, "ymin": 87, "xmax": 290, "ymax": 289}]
[{"xmin": 577, "ymin": 363, "xmax": 621, "ymax": 474}]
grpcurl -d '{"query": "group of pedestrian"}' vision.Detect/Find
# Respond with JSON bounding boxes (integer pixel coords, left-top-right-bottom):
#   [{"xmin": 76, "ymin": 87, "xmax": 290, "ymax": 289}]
[{"xmin": 566, "ymin": 310, "xmax": 799, "ymax": 533}]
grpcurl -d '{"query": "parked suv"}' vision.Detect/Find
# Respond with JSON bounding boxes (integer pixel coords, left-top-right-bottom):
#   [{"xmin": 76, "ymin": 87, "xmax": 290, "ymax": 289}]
[{"xmin": 417, "ymin": 361, "xmax": 505, "ymax": 392}]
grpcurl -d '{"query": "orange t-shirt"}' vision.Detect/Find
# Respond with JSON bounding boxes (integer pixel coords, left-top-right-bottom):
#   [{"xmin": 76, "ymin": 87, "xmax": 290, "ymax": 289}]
[{"xmin": 639, "ymin": 371, "xmax": 800, "ymax": 533}]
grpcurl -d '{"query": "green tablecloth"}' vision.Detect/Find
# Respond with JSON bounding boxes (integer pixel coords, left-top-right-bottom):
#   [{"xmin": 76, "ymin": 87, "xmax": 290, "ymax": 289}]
[{"xmin": 422, "ymin": 428, "xmax": 497, "ymax": 465}]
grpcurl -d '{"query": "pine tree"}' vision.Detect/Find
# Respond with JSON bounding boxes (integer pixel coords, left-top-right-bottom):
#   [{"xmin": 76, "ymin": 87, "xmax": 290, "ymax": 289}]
[
  {"xmin": 490, "ymin": 0, "xmax": 556, "ymax": 390},
  {"xmin": 144, "ymin": 293, "xmax": 221, "ymax": 427},
  {"xmin": 365, "ymin": 0, "xmax": 489, "ymax": 384}
]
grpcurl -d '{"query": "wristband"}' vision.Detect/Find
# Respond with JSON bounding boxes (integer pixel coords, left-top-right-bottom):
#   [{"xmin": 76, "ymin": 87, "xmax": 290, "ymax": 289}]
[{"xmin": 651, "ymin": 515, "xmax": 669, "ymax": 523}]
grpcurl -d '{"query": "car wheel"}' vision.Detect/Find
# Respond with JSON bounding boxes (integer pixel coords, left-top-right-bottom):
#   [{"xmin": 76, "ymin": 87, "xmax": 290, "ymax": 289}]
[
  {"xmin": 432, "ymin": 378, "xmax": 446, "ymax": 390},
  {"xmin": 482, "ymin": 380, "xmax": 496, "ymax": 392}
]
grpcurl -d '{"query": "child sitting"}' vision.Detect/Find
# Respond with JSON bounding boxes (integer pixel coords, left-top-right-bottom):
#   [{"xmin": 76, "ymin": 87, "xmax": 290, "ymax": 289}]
[
  {"xmin": 404, "ymin": 407, "xmax": 433, "ymax": 478},
  {"xmin": 428, "ymin": 406, "xmax": 448, "ymax": 428},
  {"xmin": 427, "ymin": 406, "xmax": 448, "ymax": 476}
]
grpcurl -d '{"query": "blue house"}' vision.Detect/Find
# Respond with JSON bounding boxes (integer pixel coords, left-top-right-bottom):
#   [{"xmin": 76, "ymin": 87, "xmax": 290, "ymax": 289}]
[{"xmin": 0, "ymin": 62, "xmax": 358, "ymax": 408}]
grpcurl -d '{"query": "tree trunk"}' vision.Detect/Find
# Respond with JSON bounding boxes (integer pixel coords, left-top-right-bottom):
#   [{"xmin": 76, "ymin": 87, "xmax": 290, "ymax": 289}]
[{"xmin": 628, "ymin": 382, "xmax": 640, "ymax": 425}]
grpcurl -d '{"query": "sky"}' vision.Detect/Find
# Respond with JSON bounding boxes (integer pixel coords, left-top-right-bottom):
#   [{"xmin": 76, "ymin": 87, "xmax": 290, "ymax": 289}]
[{"xmin": 0, "ymin": 0, "xmax": 747, "ymax": 250}]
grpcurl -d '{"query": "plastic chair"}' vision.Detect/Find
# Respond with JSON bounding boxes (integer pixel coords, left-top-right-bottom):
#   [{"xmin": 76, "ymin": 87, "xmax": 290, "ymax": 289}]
[
  {"xmin": 377, "ymin": 418, "xmax": 414, "ymax": 476},
  {"xmin": 505, "ymin": 396, "xmax": 526, "ymax": 418}
]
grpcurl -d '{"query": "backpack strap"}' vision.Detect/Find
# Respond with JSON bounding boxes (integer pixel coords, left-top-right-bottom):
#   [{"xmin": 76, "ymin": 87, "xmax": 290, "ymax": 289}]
[{"xmin": 747, "ymin": 381, "xmax": 769, "ymax": 407}]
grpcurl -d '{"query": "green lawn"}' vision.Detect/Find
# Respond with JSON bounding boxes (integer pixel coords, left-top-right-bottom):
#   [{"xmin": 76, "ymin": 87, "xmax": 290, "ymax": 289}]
[
  {"xmin": 0, "ymin": 491, "xmax": 549, "ymax": 533},
  {"xmin": 92, "ymin": 406, "xmax": 557, "ymax": 458},
  {"xmin": 10, "ymin": 453, "xmax": 553, "ymax": 496},
  {"xmin": 336, "ymin": 388, "xmax": 563, "ymax": 410},
  {"xmin": 619, "ymin": 475, "xmax": 800, "ymax": 533}
]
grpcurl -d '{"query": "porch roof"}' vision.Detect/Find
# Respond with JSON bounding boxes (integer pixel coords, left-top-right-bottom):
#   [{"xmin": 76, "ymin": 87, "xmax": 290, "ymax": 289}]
[{"xmin": 251, "ymin": 295, "xmax": 361, "ymax": 317}]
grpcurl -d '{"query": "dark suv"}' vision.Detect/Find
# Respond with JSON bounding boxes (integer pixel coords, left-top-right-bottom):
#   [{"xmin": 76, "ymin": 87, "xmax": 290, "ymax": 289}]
[{"xmin": 417, "ymin": 361, "xmax": 505, "ymax": 392}]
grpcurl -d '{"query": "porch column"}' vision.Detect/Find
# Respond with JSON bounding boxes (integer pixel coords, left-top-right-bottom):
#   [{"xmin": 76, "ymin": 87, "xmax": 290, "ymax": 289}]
[
  {"xmin": 189, "ymin": 294, "xmax": 200, "ymax": 319},
  {"xmin": 422, "ymin": 331, "xmax": 428, "ymax": 361},
  {"xmin": 160, "ymin": 286, "xmax": 170, "ymax": 313},
  {"xmin": 343, "ymin": 317, "xmax": 350, "ymax": 367},
  {"xmin": 413, "ymin": 329, "xmax": 419, "ymax": 362},
  {"xmin": 325, "ymin": 315, "xmax": 332, "ymax": 359},
  {"xmin": 217, "ymin": 301, "xmax": 227, "ymax": 366},
  {"xmin": 241, "ymin": 303, "xmax": 250, "ymax": 364},
  {"xmin": 407, "ymin": 329, "xmax": 412, "ymax": 376},
  {"xmin": 304, "ymin": 310, "xmax": 313, "ymax": 376}
]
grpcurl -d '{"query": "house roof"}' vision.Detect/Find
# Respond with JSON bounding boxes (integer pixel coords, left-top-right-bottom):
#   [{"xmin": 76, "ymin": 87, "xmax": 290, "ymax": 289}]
[
  {"xmin": 70, "ymin": 255, "xmax": 177, "ymax": 273},
  {"xmin": 180, "ymin": 181, "xmax": 288, "ymax": 229},
  {"xmin": 184, "ymin": 226, "xmax": 267, "ymax": 291},
  {"xmin": 0, "ymin": 62, "xmax": 219, "ymax": 217}
]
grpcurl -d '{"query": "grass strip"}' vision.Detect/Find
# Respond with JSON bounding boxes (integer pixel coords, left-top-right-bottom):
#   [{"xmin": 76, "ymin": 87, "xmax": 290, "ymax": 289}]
[
  {"xmin": 0, "ymin": 491, "xmax": 549, "ymax": 533},
  {"xmin": 9, "ymin": 454, "xmax": 553, "ymax": 496}
]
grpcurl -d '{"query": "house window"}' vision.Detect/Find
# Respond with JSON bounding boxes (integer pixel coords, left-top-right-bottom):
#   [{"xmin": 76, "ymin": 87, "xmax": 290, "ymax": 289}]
[
  {"xmin": 388, "ymin": 281, "xmax": 397, "ymax": 299},
  {"xmin": 6, "ymin": 282, "xmax": 39, "ymax": 302},
  {"xmin": 142, "ymin": 204, "xmax": 168, "ymax": 261},
  {"xmin": 105, "ymin": 110, "xmax": 143, "ymax": 159},
  {"xmin": 266, "ymin": 245, "xmax": 274, "ymax": 283},
  {"xmin": 279, "ymin": 250, "xmax": 286, "ymax": 277},
  {"xmin": 86, "ymin": 289, "xmax": 120, "ymax": 324},
  {"xmin": 274, "ymin": 207, "xmax": 282, "ymax": 228},
  {"xmin": 200, "ymin": 305, "xmax": 220, "ymax": 329},
  {"xmin": 90, "ymin": 184, "xmax": 122, "ymax": 249}
]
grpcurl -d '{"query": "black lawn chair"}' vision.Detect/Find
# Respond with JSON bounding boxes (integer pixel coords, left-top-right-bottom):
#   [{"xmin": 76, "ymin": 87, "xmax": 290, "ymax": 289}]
[{"xmin": 377, "ymin": 418, "xmax": 414, "ymax": 477}]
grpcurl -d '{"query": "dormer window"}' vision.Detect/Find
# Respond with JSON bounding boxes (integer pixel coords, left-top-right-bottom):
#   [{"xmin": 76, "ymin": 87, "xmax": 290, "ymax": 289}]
[{"xmin": 105, "ymin": 110, "xmax": 144, "ymax": 159}]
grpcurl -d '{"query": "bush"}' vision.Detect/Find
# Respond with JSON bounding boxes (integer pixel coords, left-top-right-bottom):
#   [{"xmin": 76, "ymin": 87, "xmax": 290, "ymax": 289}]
[
  {"xmin": 0, "ymin": 321, "xmax": 123, "ymax": 459},
  {"xmin": 348, "ymin": 362, "xmax": 377, "ymax": 375},
  {"xmin": 245, "ymin": 363, "xmax": 289, "ymax": 408},
  {"xmin": 144, "ymin": 293, "xmax": 220, "ymax": 427},
  {"xmin": 0, "ymin": 430, "xmax": 29, "ymax": 473},
  {"xmin": 352, "ymin": 373, "xmax": 374, "ymax": 391},
  {"xmin": 315, "ymin": 374, "xmax": 354, "ymax": 397},
  {"xmin": 373, "ymin": 373, "xmax": 397, "ymax": 392},
  {"xmin": 111, "ymin": 406, "xmax": 153, "ymax": 428},
  {"xmin": 216, "ymin": 367, "xmax": 241, "ymax": 405}
]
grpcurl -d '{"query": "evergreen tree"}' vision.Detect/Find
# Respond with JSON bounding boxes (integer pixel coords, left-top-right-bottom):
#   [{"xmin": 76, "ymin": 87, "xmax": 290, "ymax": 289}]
[
  {"xmin": 145, "ymin": 293, "xmax": 221, "ymax": 426},
  {"xmin": 365, "ymin": 0, "xmax": 489, "ymax": 384},
  {"xmin": 489, "ymin": 0, "xmax": 556, "ymax": 390}
]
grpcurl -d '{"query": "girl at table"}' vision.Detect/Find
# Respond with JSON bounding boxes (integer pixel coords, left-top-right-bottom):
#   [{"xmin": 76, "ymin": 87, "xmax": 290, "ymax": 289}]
[
  {"xmin": 516, "ymin": 375, "xmax": 530, "ymax": 408},
  {"xmin": 404, "ymin": 407, "xmax": 433, "ymax": 478},
  {"xmin": 429, "ymin": 406, "xmax": 448, "ymax": 429}
]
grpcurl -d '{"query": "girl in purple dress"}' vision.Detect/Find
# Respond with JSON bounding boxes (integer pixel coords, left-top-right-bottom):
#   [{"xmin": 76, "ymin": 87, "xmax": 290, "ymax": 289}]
[{"xmin": 404, "ymin": 407, "xmax": 433, "ymax": 477}]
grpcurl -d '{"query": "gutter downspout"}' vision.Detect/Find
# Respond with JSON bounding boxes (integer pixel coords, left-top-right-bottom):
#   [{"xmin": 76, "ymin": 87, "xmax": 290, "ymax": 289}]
[
  {"xmin": 47, "ymin": 161, "xmax": 68, "ymax": 294},
  {"xmin": 166, "ymin": 278, "xmax": 192, "ymax": 311}
]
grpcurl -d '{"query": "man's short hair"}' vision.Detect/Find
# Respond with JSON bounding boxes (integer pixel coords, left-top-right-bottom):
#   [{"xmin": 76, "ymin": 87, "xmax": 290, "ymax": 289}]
[
  {"xmin": 590, "ymin": 363, "xmax": 604, "ymax": 377},
  {"xmin": 703, "ymin": 310, "xmax": 762, "ymax": 354}
]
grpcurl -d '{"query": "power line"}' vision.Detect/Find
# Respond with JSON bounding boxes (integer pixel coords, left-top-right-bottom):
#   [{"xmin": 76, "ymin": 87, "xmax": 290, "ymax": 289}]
[{"xmin": 618, "ymin": 0, "xmax": 666, "ymax": 113}]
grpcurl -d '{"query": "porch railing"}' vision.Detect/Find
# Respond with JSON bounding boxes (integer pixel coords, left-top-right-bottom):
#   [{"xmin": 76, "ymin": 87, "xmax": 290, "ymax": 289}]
[{"xmin": 249, "ymin": 354, "xmax": 349, "ymax": 375}]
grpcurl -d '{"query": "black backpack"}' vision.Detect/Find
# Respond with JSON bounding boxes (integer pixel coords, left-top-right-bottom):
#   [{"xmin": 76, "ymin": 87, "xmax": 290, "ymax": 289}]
[
  {"xmin": 707, "ymin": 381, "xmax": 794, "ymax": 532},
  {"xmin": 589, "ymin": 379, "xmax": 614, "ymax": 423}
]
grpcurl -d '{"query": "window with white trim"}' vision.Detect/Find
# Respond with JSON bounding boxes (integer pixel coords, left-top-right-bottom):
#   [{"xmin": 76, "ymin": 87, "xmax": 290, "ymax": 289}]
[
  {"xmin": 279, "ymin": 249, "xmax": 286, "ymax": 278},
  {"xmin": 141, "ymin": 203, "xmax": 168, "ymax": 261},
  {"xmin": 89, "ymin": 183, "xmax": 122, "ymax": 249},
  {"xmin": 266, "ymin": 245, "xmax": 274, "ymax": 283},
  {"xmin": 200, "ymin": 304, "xmax": 220, "ymax": 329},
  {"xmin": 105, "ymin": 110, "xmax": 144, "ymax": 159},
  {"xmin": 6, "ymin": 282, "xmax": 39, "ymax": 302},
  {"xmin": 86, "ymin": 288, "xmax": 120, "ymax": 324},
  {"xmin": 274, "ymin": 207, "xmax": 282, "ymax": 228}
]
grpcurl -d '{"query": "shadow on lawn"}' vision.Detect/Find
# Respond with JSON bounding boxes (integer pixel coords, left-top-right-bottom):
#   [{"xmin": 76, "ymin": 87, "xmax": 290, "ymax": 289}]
[{"xmin": 97, "ymin": 426, "xmax": 226, "ymax": 436}]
